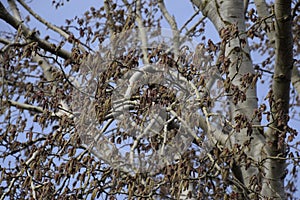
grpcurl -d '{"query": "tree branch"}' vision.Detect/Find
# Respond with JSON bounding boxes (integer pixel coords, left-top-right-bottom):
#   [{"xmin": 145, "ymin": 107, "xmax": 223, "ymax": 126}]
[
  {"xmin": 253, "ymin": 0, "xmax": 276, "ymax": 43},
  {"xmin": 136, "ymin": 0, "xmax": 149, "ymax": 64},
  {"xmin": 4, "ymin": 99, "xmax": 71, "ymax": 118},
  {"xmin": 158, "ymin": 0, "xmax": 180, "ymax": 57},
  {"xmin": 0, "ymin": 150, "xmax": 39, "ymax": 200},
  {"xmin": 0, "ymin": 2, "xmax": 71, "ymax": 59},
  {"xmin": 8, "ymin": 0, "xmax": 21, "ymax": 20},
  {"xmin": 190, "ymin": 0, "xmax": 266, "ymax": 196},
  {"xmin": 16, "ymin": 0, "xmax": 89, "ymax": 53}
]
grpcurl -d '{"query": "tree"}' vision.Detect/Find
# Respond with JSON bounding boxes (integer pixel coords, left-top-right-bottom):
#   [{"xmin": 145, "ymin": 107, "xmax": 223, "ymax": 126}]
[{"xmin": 0, "ymin": 0, "xmax": 299, "ymax": 199}]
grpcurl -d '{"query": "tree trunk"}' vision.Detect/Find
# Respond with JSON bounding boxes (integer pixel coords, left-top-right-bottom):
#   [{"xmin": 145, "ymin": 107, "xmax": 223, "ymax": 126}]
[{"xmin": 261, "ymin": 0, "xmax": 293, "ymax": 198}]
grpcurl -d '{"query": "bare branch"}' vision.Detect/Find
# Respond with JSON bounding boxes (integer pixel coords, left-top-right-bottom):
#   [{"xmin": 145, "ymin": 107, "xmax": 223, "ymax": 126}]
[
  {"xmin": 179, "ymin": 9, "xmax": 200, "ymax": 33},
  {"xmin": 18, "ymin": 0, "xmax": 68, "ymax": 38},
  {"xmin": 0, "ymin": 2, "xmax": 71, "ymax": 59},
  {"xmin": 136, "ymin": 0, "xmax": 149, "ymax": 64},
  {"xmin": 0, "ymin": 151, "xmax": 39, "ymax": 200},
  {"xmin": 6, "ymin": 99, "xmax": 45, "ymax": 113},
  {"xmin": 158, "ymin": 0, "xmax": 180, "ymax": 57},
  {"xmin": 253, "ymin": 0, "xmax": 276, "ymax": 43},
  {"xmin": 8, "ymin": 0, "xmax": 21, "ymax": 20},
  {"xmin": 16, "ymin": 0, "xmax": 89, "ymax": 53},
  {"xmin": 4, "ymin": 99, "xmax": 71, "ymax": 118}
]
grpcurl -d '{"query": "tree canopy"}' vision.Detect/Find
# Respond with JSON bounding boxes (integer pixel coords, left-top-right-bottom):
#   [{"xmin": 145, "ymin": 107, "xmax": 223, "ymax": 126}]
[{"xmin": 0, "ymin": 0, "xmax": 300, "ymax": 199}]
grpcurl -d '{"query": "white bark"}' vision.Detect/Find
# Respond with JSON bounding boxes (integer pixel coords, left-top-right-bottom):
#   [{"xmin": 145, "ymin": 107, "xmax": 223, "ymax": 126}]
[
  {"xmin": 190, "ymin": 0, "xmax": 294, "ymax": 198},
  {"xmin": 190, "ymin": 0, "xmax": 265, "ymax": 196}
]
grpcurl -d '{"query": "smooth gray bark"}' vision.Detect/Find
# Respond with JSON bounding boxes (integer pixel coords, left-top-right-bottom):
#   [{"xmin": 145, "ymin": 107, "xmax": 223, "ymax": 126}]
[
  {"xmin": 262, "ymin": 0, "xmax": 293, "ymax": 198},
  {"xmin": 190, "ymin": 0, "xmax": 292, "ymax": 198}
]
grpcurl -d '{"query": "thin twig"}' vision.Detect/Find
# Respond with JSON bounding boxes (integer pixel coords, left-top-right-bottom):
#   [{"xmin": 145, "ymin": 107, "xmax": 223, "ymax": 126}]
[
  {"xmin": 179, "ymin": 10, "xmax": 200, "ymax": 33},
  {"xmin": 0, "ymin": 2, "xmax": 71, "ymax": 59},
  {"xmin": 0, "ymin": 151, "xmax": 39, "ymax": 200},
  {"xmin": 17, "ymin": 0, "xmax": 92, "ymax": 52}
]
